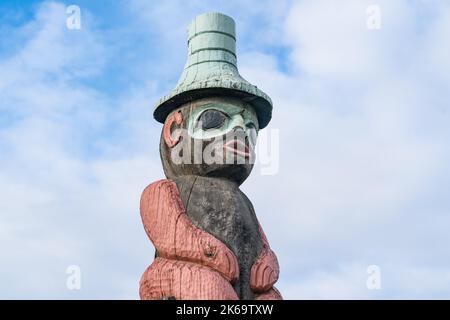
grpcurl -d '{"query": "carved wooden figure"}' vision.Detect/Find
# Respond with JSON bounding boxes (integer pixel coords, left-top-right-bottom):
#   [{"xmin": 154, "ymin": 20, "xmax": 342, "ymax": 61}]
[{"xmin": 139, "ymin": 13, "xmax": 281, "ymax": 300}]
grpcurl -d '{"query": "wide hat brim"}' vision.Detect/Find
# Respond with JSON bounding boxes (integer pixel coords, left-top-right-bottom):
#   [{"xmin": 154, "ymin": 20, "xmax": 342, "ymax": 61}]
[{"xmin": 153, "ymin": 81, "xmax": 273, "ymax": 129}]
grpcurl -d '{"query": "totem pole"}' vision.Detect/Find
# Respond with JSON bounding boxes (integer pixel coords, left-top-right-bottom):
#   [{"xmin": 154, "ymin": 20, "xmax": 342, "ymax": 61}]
[{"xmin": 139, "ymin": 12, "xmax": 281, "ymax": 300}]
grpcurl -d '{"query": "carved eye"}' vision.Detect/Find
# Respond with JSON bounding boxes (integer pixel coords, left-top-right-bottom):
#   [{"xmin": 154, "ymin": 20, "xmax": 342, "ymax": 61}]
[{"xmin": 197, "ymin": 109, "xmax": 227, "ymax": 130}]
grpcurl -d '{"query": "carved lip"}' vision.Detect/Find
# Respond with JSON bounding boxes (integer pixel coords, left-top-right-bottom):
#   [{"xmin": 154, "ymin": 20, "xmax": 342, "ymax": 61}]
[{"xmin": 223, "ymin": 139, "xmax": 250, "ymax": 157}]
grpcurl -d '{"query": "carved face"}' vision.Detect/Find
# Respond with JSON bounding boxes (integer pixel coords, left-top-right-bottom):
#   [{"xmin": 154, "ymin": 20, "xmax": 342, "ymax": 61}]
[
  {"xmin": 159, "ymin": 96, "xmax": 259, "ymax": 185},
  {"xmin": 188, "ymin": 101, "xmax": 258, "ymax": 143}
]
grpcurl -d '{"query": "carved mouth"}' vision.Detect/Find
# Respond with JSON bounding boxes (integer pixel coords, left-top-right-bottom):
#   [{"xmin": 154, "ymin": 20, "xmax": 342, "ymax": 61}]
[{"xmin": 223, "ymin": 139, "xmax": 250, "ymax": 157}]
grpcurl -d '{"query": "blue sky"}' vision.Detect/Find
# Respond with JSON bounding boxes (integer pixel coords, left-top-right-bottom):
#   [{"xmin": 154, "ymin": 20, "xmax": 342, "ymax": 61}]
[{"xmin": 1, "ymin": 0, "xmax": 450, "ymax": 299}]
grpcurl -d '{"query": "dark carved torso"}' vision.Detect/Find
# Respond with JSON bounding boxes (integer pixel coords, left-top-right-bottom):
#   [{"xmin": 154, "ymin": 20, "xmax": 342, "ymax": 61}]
[{"xmin": 173, "ymin": 175, "xmax": 264, "ymax": 300}]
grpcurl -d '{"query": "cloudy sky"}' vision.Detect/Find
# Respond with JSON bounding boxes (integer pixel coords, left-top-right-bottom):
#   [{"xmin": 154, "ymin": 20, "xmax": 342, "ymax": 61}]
[{"xmin": 1, "ymin": 0, "xmax": 449, "ymax": 299}]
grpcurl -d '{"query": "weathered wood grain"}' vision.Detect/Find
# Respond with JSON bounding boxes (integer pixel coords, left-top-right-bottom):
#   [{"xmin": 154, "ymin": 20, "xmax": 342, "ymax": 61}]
[
  {"xmin": 140, "ymin": 179, "xmax": 239, "ymax": 283},
  {"xmin": 250, "ymin": 224, "xmax": 280, "ymax": 293},
  {"xmin": 255, "ymin": 287, "xmax": 282, "ymax": 300},
  {"xmin": 140, "ymin": 178, "xmax": 281, "ymax": 300},
  {"xmin": 140, "ymin": 257, "xmax": 239, "ymax": 300}
]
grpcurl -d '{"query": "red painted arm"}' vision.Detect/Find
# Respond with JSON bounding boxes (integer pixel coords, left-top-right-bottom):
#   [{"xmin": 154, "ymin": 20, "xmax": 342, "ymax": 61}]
[
  {"xmin": 250, "ymin": 224, "xmax": 280, "ymax": 295},
  {"xmin": 140, "ymin": 179, "xmax": 239, "ymax": 283}
]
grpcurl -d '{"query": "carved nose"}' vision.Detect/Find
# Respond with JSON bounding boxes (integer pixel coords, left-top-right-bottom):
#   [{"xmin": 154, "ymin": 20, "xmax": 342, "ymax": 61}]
[
  {"xmin": 232, "ymin": 114, "xmax": 246, "ymax": 132},
  {"xmin": 233, "ymin": 126, "xmax": 245, "ymax": 133},
  {"xmin": 232, "ymin": 126, "xmax": 247, "ymax": 142}
]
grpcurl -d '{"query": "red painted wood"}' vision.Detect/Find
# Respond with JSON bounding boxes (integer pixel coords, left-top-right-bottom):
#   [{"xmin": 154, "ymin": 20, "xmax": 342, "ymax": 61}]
[
  {"xmin": 139, "ymin": 179, "xmax": 281, "ymax": 299},
  {"xmin": 162, "ymin": 110, "xmax": 183, "ymax": 147},
  {"xmin": 140, "ymin": 180, "xmax": 238, "ymax": 281},
  {"xmin": 140, "ymin": 257, "xmax": 239, "ymax": 300},
  {"xmin": 250, "ymin": 224, "xmax": 280, "ymax": 293},
  {"xmin": 255, "ymin": 287, "xmax": 283, "ymax": 300}
]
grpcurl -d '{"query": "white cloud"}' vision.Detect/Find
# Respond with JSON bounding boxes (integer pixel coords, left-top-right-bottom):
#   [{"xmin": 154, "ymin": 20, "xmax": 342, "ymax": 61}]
[
  {"xmin": 0, "ymin": 1, "xmax": 161, "ymax": 298},
  {"xmin": 1, "ymin": 0, "xmax": 450, "ymax": 299},
  {"xmin": 240, "ymin": 0, "xmax": 450, "ymax": 299}
]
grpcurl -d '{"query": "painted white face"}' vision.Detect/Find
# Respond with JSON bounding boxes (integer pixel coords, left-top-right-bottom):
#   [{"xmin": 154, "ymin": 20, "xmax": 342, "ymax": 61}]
[{"xmin": 187, "ymin": 100, "xmax": 259, "ymax": 147}]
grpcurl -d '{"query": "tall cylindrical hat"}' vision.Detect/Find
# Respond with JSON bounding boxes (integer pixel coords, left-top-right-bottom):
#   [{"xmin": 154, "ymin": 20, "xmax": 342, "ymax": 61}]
[{"xmin": 153, "ymin": 12, "xmax": 273, "ymax": 129}]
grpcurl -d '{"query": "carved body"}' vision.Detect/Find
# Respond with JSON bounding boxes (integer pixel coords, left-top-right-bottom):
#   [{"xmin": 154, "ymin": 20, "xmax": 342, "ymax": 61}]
[
  {"xmin": 174, "ymin": 176, "xmax": 263, "ymax": 299},
  {"xmin": 139, "ymin": 12, "xmax": 281, "ymax": 300},
  {"xmin": 139, "ymin": 179, "xmax": 281, "ymax": 300}
]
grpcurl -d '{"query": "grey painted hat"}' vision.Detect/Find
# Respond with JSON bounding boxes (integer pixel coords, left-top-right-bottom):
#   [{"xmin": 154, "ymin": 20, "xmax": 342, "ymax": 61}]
[{"xmin": 153, "ymin": 12, "xmax": 273, "ymax": 129}]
